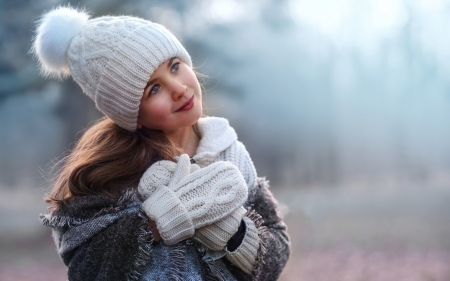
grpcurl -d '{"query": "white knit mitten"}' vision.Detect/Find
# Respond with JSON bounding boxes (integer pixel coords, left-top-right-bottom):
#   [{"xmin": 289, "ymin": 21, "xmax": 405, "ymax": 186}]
[
  {"xmin": 139, "ymin": 154, "xmax": 248, "ymax": 245},
  {"xmin": 193, "ymin": 206, "xmax": 247, "ymax": 250},
  {"xmin": 138, "ymin": 157, "xmax": 200, "ymax": 200},
  {"xmin": 225, "ymin": 216, "xmax": 260, "ymax": 274}
]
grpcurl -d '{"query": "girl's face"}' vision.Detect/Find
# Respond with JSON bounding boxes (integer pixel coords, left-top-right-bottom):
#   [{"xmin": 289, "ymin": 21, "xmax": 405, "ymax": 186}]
[{"xmin": 137, "ymin": 57, "xmax": 202, "ymax": 132}]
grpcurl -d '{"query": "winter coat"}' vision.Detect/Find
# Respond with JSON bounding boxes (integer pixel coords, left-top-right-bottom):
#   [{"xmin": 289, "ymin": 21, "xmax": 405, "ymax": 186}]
[{"xmin": 40, "ymin": 117, "xmax": 290, "ymax": 280}]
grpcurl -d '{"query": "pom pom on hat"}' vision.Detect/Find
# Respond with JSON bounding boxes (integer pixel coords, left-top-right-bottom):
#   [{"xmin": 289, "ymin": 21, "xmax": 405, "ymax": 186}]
[
  {"xmin": 31, "ymin": 6, "xmax": 192, "ymax": 131},
  {"xmin": 31, "ymin": 6, "xmax": 89, "ymax": 79}
]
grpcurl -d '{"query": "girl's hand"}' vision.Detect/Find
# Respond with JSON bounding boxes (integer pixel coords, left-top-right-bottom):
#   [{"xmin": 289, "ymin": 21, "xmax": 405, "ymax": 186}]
[{"xmin": 148, "ymin": 219, "xmax": 161, "ymax": 242}]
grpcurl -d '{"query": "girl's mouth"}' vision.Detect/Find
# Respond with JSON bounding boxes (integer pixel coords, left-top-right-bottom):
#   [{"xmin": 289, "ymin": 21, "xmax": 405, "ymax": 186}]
[{"xmin": 176, "ymin": 95, "xmax": 194, "ymax": 112}]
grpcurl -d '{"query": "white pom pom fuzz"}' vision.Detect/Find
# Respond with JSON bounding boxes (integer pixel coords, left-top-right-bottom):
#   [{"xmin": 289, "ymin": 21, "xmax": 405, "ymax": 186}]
[{"xmin": 31, "ymin": 6, "xmax": 89, "ymax": 79}]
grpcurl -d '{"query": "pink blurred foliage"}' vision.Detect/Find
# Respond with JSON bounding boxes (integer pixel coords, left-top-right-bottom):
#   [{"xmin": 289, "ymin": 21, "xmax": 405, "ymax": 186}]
[
  {"xmin": 280, "ymin": 244, "xmax": 450, "ymax": 281},
  {"xmin": 0, "ymin": 263, "xmax": 66, "ymax": 281}
]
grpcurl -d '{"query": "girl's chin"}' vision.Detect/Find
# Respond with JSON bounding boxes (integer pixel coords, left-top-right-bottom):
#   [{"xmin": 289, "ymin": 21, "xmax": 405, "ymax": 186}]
[
  {"xmin": 140, "ymin": 107, "xmax": 202, "ymax": 131},
  {"xmin": 184, "ymin": 104, "xmax": 202, "ymax": 121}
]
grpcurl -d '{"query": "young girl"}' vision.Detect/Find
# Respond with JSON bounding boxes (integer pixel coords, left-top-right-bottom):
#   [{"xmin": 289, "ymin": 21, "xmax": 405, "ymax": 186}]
[{"xmin": 33, "ymin": 6, "xmax": 290, "ymax": 281}]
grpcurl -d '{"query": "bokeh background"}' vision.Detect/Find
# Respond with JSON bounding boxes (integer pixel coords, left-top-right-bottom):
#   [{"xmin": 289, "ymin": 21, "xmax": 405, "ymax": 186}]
[{"xmin": 1, "ymin": 0, "xmax": 450, "ymax": 280}]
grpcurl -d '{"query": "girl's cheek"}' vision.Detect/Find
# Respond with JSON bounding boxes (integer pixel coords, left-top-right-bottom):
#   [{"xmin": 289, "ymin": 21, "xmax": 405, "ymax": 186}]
[{"xmin": 149, "ymin": 100, "xmax": 172, "ymax": 117}]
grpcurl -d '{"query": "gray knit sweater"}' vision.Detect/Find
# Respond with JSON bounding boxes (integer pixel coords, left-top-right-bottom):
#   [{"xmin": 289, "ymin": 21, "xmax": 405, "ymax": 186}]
[{"xmin": 40, "ymin": 117, "xmax": 290, "ymax": 280}]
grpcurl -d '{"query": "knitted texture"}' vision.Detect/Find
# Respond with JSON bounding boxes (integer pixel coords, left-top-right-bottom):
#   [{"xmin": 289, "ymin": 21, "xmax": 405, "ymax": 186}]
[
  {"xmin": 194, "ymin": 117, "xmax": 257, "ymax": 190},
  {"xmin": 193, "ymin": 206, "xmax": 247, "ymax": 251},
  {"xmin": 138, "ymin": 156, "xmax": 200, "ymax": 200},
  {"xmin": 225, "ymin": 216, "xmax": 260, "ymax": 274},
  {"xmin": 218, "ymin": 142, "xmax": 256, "ymax": 190},
  {"xmin": 40, "ymin": 189, "xmax": 154, "ymax": 281},
  {"xmin": 139, "ymin": 154, "xmax": 248, "ymax": 245},
  {"xmin": 141, "ymin": 185, "xmax": 195, "ymax": 245},
  {"xmin": 32, "ymin": 7, "xmax": 192, "ymax": 131}
]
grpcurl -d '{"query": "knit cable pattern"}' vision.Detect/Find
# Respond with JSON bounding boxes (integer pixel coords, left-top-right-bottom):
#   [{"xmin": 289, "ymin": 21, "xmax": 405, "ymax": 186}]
[{"xmin": 139, "ymin": 154, "xmax": 248, "ymax": 245}]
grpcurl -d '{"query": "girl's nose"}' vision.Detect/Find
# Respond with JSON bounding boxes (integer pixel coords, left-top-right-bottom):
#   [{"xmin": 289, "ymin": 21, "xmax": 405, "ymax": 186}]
[{"xmin": 171, "ymin": 80, "xmax": 187, "ymax": 101}]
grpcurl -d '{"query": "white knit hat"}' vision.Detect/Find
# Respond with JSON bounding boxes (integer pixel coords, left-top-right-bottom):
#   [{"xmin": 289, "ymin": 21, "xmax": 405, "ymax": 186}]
[{"xmin": 31, "ymin": 6, "xmax": 192, "ymax": 131}]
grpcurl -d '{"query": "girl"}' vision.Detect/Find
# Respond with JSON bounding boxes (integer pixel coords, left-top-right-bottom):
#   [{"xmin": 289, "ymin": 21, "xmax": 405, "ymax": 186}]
[{"xmin": 33, "ymin": 6, "xmax": 290, "ymax": 281}]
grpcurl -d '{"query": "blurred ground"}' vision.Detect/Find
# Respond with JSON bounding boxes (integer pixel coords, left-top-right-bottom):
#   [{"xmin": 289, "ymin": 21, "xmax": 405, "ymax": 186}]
[
  {"xmin": 1, "ymin": 184, "xmax": 449, "ymax": 280},
  {"xmin": 276, "ymin": 184, "xmax": 450, "ymax": 281}
]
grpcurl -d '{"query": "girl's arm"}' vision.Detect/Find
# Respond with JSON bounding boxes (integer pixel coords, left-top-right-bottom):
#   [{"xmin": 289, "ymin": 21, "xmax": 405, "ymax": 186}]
[
  {"xmin": 41, "ymin": 190, "xmax": 154, "ymax": 281},
  {"xmin": 65, "ymin": 208, "xmax": 153, "ymax": 281},
  {"xmin": 225, "ymin": 178, "xmax": 291, "ymax": 281},
  {"xmin": 217, "ymin": 140, "xmax": 290, "ymax": 279}
]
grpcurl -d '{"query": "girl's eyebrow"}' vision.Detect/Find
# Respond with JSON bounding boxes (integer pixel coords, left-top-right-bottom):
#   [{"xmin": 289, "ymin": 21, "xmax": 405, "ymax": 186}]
[
  {"xmin": 144, "ymin": 57, "xmax": 178, "ymax": 91},
  {"xmin": 167, "ymin": 57, "xmax": 177, "ymax": 68}
]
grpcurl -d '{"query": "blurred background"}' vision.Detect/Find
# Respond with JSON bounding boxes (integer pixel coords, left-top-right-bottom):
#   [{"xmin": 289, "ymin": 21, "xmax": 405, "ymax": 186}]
[{"xmin": 1, "ymin": 0, "xmax": 450, "ymax": 280}]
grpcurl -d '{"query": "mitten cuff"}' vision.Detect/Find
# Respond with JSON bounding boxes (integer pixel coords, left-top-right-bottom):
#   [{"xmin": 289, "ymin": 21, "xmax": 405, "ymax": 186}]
[
  {"xmin": 225, "ymin": 216, "xmax": 259, "ymax": 274},
  {"xmin": 193, "ymin": 207, "xmax": 247, "ymax": 251},
  {"xmin": 142, "ymin": 185, "xmax": 195, "ymax": 245}
]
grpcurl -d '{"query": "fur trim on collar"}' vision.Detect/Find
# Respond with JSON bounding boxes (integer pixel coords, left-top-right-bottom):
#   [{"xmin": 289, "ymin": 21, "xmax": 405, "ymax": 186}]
[{"xmin": 196, "ymin": 117, "xmax": 237, "ymax": 155}]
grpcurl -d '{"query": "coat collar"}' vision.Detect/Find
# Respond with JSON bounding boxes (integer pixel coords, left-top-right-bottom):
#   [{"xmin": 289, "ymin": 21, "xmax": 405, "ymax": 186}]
[
  {"xmin": 196, "ymin": 116, "xmax": 237, "ymax": 155},
  {"xmin": 191, "ymin": 117, "xmax": 237, "ymax": 166}
]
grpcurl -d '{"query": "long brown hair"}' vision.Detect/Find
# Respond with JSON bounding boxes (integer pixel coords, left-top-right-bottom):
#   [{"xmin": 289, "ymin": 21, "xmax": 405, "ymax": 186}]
[{"xmin": 45, "ymin": 117, "xmax": 187, "ymax": 209}]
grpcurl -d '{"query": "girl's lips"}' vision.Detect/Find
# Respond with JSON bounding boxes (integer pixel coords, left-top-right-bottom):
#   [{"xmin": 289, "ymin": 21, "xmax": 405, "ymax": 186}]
[{"xmin": 176, "ymin": 95, "xmax": 194, "ymax": 112}]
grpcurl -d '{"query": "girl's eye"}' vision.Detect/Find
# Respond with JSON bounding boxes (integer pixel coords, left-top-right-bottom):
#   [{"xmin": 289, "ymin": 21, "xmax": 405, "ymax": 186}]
[
  {"xmin": 149, "ymin": 84, "xmax": 160, "ymax": 96},
  {"xmin": 171, "ymin": 62, "xmax": 179, "ymax": 73}
]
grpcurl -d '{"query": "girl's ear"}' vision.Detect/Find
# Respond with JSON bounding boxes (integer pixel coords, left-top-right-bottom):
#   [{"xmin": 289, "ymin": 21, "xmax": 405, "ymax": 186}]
[{"xmin": 137, "ymin": 122, "xmax": 143, "ymax": 129}]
